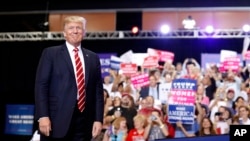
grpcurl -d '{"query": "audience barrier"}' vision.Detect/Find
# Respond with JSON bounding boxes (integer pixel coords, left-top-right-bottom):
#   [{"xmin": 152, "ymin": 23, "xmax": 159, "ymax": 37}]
[{"xmin": 156, "ymin": 134, "xmax": 229, "ymax": 141}]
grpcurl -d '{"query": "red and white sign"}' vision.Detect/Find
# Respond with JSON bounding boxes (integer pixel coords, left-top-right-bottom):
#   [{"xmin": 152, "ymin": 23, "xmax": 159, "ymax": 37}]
[
  {"xmin": 131, "ymin": 73, "xmax": 149, "ymax": 88},
  {"xmin": 219, "ymin": 56, "xmax": 240, "ymax": 72},
  {"xmin": 147, "ymin": 48, "xmax": 174, "ymax": 63},
  {"xmin": 120, "ymin": 63, "xmax": 137, "ymax": 76},
  {"xmin": 142, "ymin": 56, "xmax": 159, "ymax": 68}
]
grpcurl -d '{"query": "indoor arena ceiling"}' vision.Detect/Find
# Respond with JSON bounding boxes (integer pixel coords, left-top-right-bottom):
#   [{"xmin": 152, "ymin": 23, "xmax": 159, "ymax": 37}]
[{"xmin": 0, "ymin": 0, "xmax": 250, "ymax": 14}]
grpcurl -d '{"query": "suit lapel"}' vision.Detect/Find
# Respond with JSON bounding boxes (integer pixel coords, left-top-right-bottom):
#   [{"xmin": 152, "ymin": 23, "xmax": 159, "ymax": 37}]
[
  {"xmin": 81, "ymin": 47, "xmax": 89, "ymax": 87},
  {"xmin": 61, "ymin": 44, "xmax": 75, "ymax": 77}
]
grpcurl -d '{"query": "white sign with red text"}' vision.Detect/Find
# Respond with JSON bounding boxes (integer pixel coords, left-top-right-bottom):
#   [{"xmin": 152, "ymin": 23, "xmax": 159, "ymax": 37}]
[
  {"xmin": 131, "ymin": 73, "xmax": 149, "ymax": 88},
  {"xmin": 147, "ymin": 48, "xmax": 174, "ymax": 63},
  {"xmin": 120, "ymin": 63, "xmax": 137, "ymax": 76}
]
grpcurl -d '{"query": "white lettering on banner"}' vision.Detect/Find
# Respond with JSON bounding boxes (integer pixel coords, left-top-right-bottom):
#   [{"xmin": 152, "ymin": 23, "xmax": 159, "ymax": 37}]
[
  {"xmin": 176, "ymin": 97, "xmax": 187, "ymax": 101},
  {"xmin": 171, "ymin": 90, "xmax": 195, "ymax": 97},
  {"xmin": 22, "ymin": 120, "xmax": 34, "ymax": 124},
  {"xmin": 101, "ymin": 68, "xmax": 109, "ymax": 73},
  {"xmin": 172, "ymin": 82, "xmax": 195, "ymax": 90},
  {"xmin": 170, "ymin": 102, "xmax": 193, "ymax": 105},
  {"xmin": 8, "ymin": 115, "xmax": 20, "ymax": 119},
  {"xmin": 223, "ymin": 66, "xmax": 239, "ymax": 69},
  {"xmin": 131, "ymin": 74, "xmax": 148, "ymax": 81},
  {"xmin": 9, "ymin": 120, "xmax": 22, "ymax": 124},
  {"xmin": 181, "ymin": 117, "xmax": 194, "ymax": 120},
  {"xmin": 100, "ymin": 58, "xmax": 110, "ymax": 66},
  {"xmin": 168, "ymin": 116, "xmax": 182, "ymax": 120},
  {"xmin": 123, "ymin": 68, "xmax": 136, "ymax": 71},
  {"xmin": 224, "ymin": 57, "xmax": 240, "ymax": 62},
  {"xmin": 8, "ymin": 114, "xmax": 34, "ymax": 124},
  {"xmin": 168, "ymin": 111, "xmax": 193, "ymax": 116},
  {"xmin": 20, "ymin": 115, "xmax": 34, "ymax": 119},
  {"xmin": 168, "ymin": 116, "xmax": 194, "ymax": 121},
  {"xmin": 176, "ymin": 107, "xmax": 186, "ymax": 110}
]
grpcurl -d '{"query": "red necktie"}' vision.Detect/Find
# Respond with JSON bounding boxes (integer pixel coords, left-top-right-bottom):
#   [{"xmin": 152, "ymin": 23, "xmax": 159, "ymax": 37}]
[{"xmin": 73, "ymin": 47, "xmax": 85, "ymax": 112}]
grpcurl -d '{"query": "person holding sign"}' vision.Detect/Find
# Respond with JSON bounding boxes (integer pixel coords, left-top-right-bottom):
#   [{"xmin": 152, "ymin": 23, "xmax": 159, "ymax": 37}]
[{"xmin": 176, "ymin": 117, "xmax": 217, "ymax": 137}]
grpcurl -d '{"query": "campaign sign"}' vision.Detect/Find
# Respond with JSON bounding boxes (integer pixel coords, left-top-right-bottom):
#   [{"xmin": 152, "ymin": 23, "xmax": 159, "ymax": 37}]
[
  {"xmin": 110, "ymin": 55, "xmax": 122, "ymax": 70},
  {"xmin": 143, "ymin": 56, "xmax": 159, "ymax": 68},
  {"xmin": 201, "ymin": 53, "xmax": 243, "ymax": 70},
  {"xmin": 220, "ymin": 56, "xmax": 240, "ymax": 72},
  {"xmin": 171, "ymin": 79, "xmax": 197, "ymax": 90},
  {"xmin": 98, "ymin": 53, "xmax": 117, "ymax": 77},
  {"xmin": 170, "ymin": 79, "xmax": 197, "ymax": 105},
  {"xmin": 147, "ymin": 48, "xmax": 174, "ymax": 62},
  {"xmin": 5, "ymin": 104, "xmax": 34, "ymax": 135},
  {"xmin": 230, "ymin": 125, "xmax": 250, "ymax": 141},
  {"xmin": 120, "ymin": 63, "xmax": 137, "ymax": 76},
  {"xmin": 131, "ymin": 73, "xmax": 149, "ymax": 88},
  {"xmin": 168, "ymin": 104, "xmax": 195, "ymax": 124}
]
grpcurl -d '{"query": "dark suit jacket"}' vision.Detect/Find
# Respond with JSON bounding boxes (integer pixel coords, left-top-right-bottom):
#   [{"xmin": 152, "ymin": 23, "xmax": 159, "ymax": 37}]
[
  {"xmin": 140, "ymin": 83, "xmax": 160, "ymax": 99},
  {"xmin": 35, "ymin": 43, "xmax": 104, "ymax": 138}
]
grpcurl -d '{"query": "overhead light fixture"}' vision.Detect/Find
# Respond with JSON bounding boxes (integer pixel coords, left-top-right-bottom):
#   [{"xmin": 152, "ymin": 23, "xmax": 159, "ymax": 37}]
[
  {"xmin": 242, "ymin": 24, "xmax": 250, "ymax": 32},
  {"xmin": 205, "ymin": 25, "xmax": 214, "ymax": 33},
  {"xmin": 131, "ymin": 26, "xmax": 139, "ymax": 34},
  {"xmin": 160, "ymin": 25, "xmax": 170, "ymax": 34}
]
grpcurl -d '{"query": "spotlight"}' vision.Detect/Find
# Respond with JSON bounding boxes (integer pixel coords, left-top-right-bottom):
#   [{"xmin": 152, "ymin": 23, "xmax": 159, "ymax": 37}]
[
  {"xmin": 131, "ymin": 26, "xmax": 139, "ymax": 34},
  {"xmin": 242, "ymin": 24, "xmax": 250, "ymax": 32},
  {"xmin": 205, "ymin": 25, "xmax": 214, "ymax": 33},
  {"xmin": 160, "ymin": 25, "xmax": 170, "ymax": 34}
]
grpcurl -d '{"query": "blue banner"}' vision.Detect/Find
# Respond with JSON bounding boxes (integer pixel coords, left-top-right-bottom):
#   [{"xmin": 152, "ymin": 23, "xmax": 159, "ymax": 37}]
[
  {"xmin": 5, "ymin": 104, "xmax": 34, "ymax": 135},
  {"xmin": 98, "ymin": 53, "xmax": 117, "ymax": 78},
  {"xmin": 201, "ymin": 53, "xmax": 244, "ymax": 70},
  {"xmin": 171, "ymin": 78, "xmax": 197, "ymax": 91},
  {"xmin": 168, "ymin": 104, "xmax": 195, "ymax": 124}
]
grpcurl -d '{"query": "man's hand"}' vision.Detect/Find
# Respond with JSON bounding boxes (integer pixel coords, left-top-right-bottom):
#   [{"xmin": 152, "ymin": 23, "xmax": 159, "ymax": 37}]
[
  {"xmin": 39, "ymin": 117, "xmax": 51, "ymax": 136},
  {"xmin": 92, "ymin": 121, "xmax": 102, "ymax": 138}
]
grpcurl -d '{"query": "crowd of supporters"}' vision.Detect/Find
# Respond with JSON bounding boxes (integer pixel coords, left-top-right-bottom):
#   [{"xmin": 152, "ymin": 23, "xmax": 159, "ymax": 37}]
[{"xmin": 98, "ymin": 57, "xmax": 250, "ymax": 141}]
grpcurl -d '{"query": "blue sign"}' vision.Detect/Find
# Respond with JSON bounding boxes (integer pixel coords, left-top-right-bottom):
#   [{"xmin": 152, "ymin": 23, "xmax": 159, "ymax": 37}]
[
  {"xmin": 168, "ymin": 104, "xmax": 195, "ymax": 124},
  {"xmin": 110, "ymin": 56, "xmax": 122, "ymax": 70},
  {"xmin": 171, "ymin": 78, "xmax": 197, "ymax": 91},
  {"xmin": 98, "ymin": 53, "xmax": 117, "ymax": 78},
  {"xmin": 5, "ymin": 104, "xmax": 34, "ymax": 135}
]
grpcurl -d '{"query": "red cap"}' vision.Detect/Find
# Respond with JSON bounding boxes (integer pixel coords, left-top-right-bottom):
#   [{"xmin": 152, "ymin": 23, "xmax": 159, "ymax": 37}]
[
  {"xmin": 121, "ymin": 93, "xmax": 130, "ymax": 97},
  {"xmin": 227, "ymin": 89, "xmax": 235, "ymax": 93}
]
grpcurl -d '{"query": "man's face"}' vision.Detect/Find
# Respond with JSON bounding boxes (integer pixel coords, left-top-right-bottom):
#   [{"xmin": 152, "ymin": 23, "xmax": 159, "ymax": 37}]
[
  {"xmin": 227, "ymin": 91, "xmax": 235, "ymax": 100},
  {"xmin": 149, "ymin": 76, "xmax": 157, "ymax": 87},
  {"xmin": 186, "ymin": 64, "xmax": 194, "ymax": 73},
  {"xmin": 63, "ymin": 22, "xmax": 84, "ymax": 47}
]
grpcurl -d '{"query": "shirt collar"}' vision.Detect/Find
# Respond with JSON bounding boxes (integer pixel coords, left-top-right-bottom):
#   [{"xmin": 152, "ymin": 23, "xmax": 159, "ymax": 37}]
[{"xmin": 66, "ymin": 41, "xmax": 81, "ymax": 51}]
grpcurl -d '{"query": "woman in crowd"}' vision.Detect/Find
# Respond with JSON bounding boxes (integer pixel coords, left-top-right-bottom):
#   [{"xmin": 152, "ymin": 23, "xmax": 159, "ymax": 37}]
[
  {"xmin": 144, "ymin": 109, "xmax": 169, "ymax": 141},
  {"xmin": 126, "ymin": 114, "xmax": 147, "ymax": 141},
  {"xmin": 238, "ymin": 105, "xmax": 250, "ymax": 125},
  {"xmin": 176, "ymin": 117, "xmax": 217, "ymax": 137},
  {"xmin": 103, "ymin": 117, "xmax": 128, "ymax": 141}
]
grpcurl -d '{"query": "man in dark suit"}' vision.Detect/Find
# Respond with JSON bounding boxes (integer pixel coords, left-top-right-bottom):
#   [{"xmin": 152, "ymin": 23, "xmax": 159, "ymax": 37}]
[
  {"xmin": 35, "ymin": 16, "xmax": 104, "ymax": 141},
  {"xmin": 140, "ymin": 75, "xmax": 160, "ymax": 99}
]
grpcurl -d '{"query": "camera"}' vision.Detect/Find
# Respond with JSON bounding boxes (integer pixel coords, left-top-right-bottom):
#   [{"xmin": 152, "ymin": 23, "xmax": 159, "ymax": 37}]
[
  {"xmin": 151, "ymin": 115, "xmax": 157, "ymax": 121},
  {"xmin": 221, "ymin": 72, "xmax": 228, "ymax": 79},
  {"xmin": 215, "ymin": 112, "xmax": 222, "ymax": 116}
]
